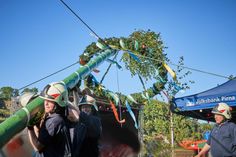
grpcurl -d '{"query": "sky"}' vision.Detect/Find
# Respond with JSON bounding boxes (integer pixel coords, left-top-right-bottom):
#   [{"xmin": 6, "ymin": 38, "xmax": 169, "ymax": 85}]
[{"xmin": 1, "ymin": 0, "xmax": 236, "ymax": 99}]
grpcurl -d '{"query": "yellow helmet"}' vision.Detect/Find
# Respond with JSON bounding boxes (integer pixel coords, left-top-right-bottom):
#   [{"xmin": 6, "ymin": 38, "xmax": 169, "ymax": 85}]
[{"xmin": 40, "ymin": 82, "xmax": 68, "ymax": 107}]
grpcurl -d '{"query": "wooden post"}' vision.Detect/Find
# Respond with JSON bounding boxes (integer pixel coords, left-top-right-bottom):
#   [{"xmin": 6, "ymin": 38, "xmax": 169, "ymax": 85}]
[{"xmin": 170, "ymin": 111, "xmax": 175, "ymax": 157}]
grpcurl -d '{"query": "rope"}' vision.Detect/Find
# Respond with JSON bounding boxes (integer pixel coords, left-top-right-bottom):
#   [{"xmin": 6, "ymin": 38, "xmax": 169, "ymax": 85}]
[
  {"xmin": 138, "ymin": 74, "xmax": 147, "ymax": 92},
  {"xmin": 59, "ymin": 0, "xmax": 109, "ymax": 48},
  {"xmin": 18, "ymin": 61, "xmax": 79, "ymax": 91},
  {"xmin": 114, "ymin": 57, "xmax": 124, "ymax": 126},
  {"xmin": 128, "ymin": 52, "xmax": 231, "ymax": 80},
  {"xmin": 100, "ymin": 52, "xmax": 118, "ymax": 84},
  {"xmin": 169, "ymin": 61, "xmax": 230, "ymax": 79}
]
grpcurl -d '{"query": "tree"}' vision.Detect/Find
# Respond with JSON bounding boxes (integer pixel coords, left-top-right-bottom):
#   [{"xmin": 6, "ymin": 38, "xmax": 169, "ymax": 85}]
[
  {"xmin": 0, "ymin": 87, "xmax": 19, "ymax": 100},
  {"xmin": 0, "ymin": 108, "xmax": 10, "ymax": 123},
  {"xmin": 141, "ymin": 56, "xmax": 213, "ymax": 156},
  {"xmin": 142, "ymin": 100, "xmax": 171, "ymax": 156},
  {"xmin": 21, "ymin": 87, "xmax": 38, "ymax": 94},
  {"xmin": 142, "ymin": 99, "xmax": 213, "ymax": 156},
  {"xmin": 0, "ymin": 86, "xmax": 38, "ymax": 121}
]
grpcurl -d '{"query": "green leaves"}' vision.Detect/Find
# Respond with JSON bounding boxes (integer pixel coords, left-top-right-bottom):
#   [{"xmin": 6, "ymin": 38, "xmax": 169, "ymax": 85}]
[
  {"xmin": 0, "ymin": 108, "xmax": 10, "ymax": 122},
  {"xmin": 142, "ymin": 99, "xmax": 212, "ymax": 155},
  {"xmin": 0, "ymin": 87, "xmax": 19, "ymax": 100},
  {"xmin": 81, "ymin": 30, "xmax": 167, "ymax": 82},
  {"xmin": 79, "ymin": 29, "xmax": 169, "ymax": 106}
]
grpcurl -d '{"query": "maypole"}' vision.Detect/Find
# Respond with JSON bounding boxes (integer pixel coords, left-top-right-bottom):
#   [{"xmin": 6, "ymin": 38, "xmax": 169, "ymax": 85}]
[{"xmin": 0, "ymin": 48, "xmax": 116, "ymax": 148}]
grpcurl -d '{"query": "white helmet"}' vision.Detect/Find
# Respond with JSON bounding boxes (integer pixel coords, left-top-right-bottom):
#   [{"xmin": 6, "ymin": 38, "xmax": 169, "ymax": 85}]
[
  {"xmin": 212, "ymin": 102, "xmax": 232, "ymax": 119},
  {"xmin": 19, "ymin": 92, "xmax": 38, "ymax": 107},
  {"xmin": 78, "ymin": 95, "xmax": 98, "ymax": 111},
  {"xmin": 40, "ymin": 82, "xmax": 68, "ymax": 107}
]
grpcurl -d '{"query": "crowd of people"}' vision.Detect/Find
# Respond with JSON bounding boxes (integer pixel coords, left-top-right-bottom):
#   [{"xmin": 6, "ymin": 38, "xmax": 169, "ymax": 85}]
[{"xmin": 20, "ymin": 82, "xmax": 140, "ymax": 157}]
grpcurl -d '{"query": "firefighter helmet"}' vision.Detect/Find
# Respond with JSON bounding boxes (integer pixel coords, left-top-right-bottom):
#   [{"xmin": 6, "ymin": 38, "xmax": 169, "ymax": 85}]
[
  {"xmin": 212, "ymin": 102, "xmax": 232, "ymax": 119},
  {"xmin": 78, "ymin": 95, "xmax": 98, "ymax": 111},
  {"xmin": 40, "ymin": 82, "xmax": 68, "ymax": 107}
]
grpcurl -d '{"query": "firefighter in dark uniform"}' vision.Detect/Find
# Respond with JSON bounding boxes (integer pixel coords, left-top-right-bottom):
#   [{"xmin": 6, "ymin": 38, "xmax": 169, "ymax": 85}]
[{"xmin": 71, "ymin": 95, "xmax": 102, "ymax": 157}]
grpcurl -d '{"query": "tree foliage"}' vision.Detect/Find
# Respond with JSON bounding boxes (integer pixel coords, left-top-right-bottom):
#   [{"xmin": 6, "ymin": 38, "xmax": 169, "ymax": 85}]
[
  {"xmin": 142, "ymin": 100, "xmax": 212, "ymax": 156},
  {"xmin": 0, "ymin": 108, "xmax": 10, "ymax": 123},
  {"xmin": 141, "ymin": 55, "xmax": 212, "ymax": 156},
  {"xmin": 0, "ymin": 87, "xmax": 19, "ymax": 100},
  {"xmin": 21, "ymin": 87, "xmax": 38, "ymax": 94},
  {"xmin": 79, "ymin": 30, "xmax": 169, "ymax": 106},
  {"xmin": 82, "ymin": 29, "xmax": 167, "ymax": 81},
  {"xmin": 0, "ymin": 87, "xmax": 39, "ymax": 122}
]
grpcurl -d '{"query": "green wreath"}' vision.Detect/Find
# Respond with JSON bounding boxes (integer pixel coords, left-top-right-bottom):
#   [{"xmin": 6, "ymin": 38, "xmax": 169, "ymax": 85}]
[{"xmin": 79, "ymin": 30, "xmax": 168, "ymax": 107}]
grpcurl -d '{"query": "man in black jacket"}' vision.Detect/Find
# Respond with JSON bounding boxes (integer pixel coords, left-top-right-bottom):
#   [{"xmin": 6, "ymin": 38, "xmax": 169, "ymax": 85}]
[{"xmin": 75, "ymin": 95, "xmax": 102, "ymax": 157}]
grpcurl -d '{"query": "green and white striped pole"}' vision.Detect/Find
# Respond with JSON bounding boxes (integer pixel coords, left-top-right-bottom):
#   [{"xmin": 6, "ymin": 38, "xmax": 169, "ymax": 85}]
[{"xmin": 0, "ymin": 48, "xmax": 116, "ymax": 148}]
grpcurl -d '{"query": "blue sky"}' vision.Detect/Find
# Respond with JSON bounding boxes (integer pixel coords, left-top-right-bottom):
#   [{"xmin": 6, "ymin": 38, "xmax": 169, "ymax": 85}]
[{"xmin": 1, "ymin": 0, "xmax": 236, "ymax": 99}]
